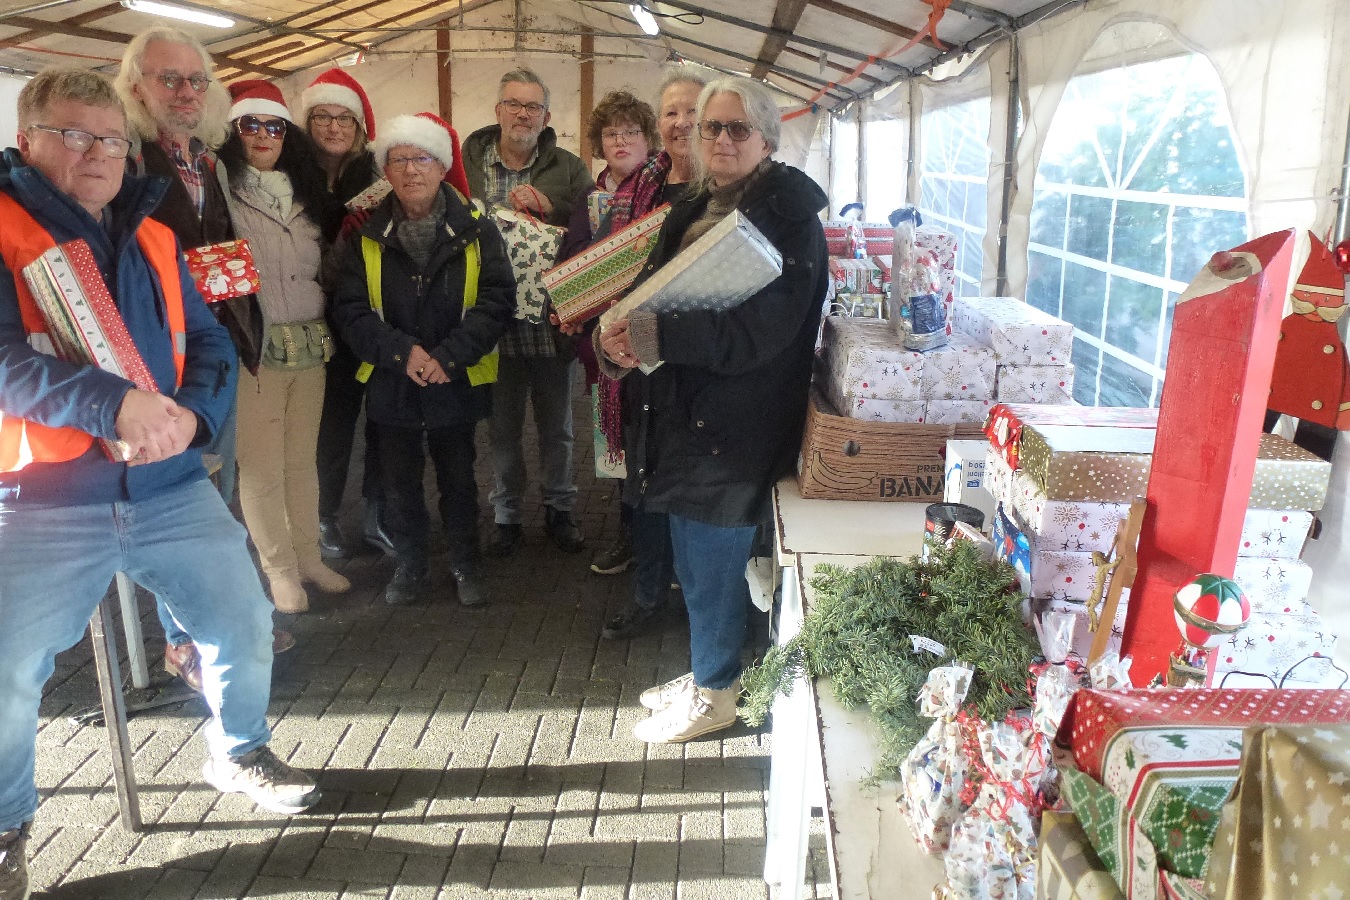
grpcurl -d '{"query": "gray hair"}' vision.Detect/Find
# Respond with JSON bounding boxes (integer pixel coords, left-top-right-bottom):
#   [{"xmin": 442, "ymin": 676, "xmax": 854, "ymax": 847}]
[
  {"xmin": 498, "ymin": 68, "xmax": 550, "ymax": 110},
  {"xmin": 114, "ymin": 26, "xmax": 231, "ymax": 147},
  {"xmin": 18, "ymin": 67, "xmax": 125, "ymax": 130},
  {"xmin": 656, "ymin": 65, "xmax": 711, "ymax": 103},
  {"xmin": 691, "ymin": 77, "xmax": 780, "ymax": 188}
]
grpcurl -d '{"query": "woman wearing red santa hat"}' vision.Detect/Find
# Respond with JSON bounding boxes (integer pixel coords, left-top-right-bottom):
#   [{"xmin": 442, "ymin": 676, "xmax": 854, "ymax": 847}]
[
  {"xmin": 218, "ymin": 79, "xmax": 348, "ymax": 614},
  {"xmin": 300, "ymin": 68, "xmax": 392, "ymax": 562},
  {"xmin": 331, "ymin": 113, "xmax": 516, "ymax": 608}
]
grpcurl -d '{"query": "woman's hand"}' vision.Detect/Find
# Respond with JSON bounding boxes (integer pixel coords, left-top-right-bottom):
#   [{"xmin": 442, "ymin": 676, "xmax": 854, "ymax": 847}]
[
  {"xmin": 406, "ymin": 345, "xmax": 449, "ymax": 385},
  {"xmin": 549, "ymin": 312, "xmax": 585, "ymax": 336},
  {"xmin": 600, "ymin": 319, "xmax": 640, "ymax": 369}
]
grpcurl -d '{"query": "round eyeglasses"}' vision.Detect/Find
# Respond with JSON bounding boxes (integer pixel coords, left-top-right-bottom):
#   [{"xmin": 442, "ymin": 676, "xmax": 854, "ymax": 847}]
[
  {"xmin": 149, "ymin": 72, "xmax": 210, "ymax": 94},
  {"xmin": 27, "ymin": 125, "xmax": 132, "ymax": 159}
]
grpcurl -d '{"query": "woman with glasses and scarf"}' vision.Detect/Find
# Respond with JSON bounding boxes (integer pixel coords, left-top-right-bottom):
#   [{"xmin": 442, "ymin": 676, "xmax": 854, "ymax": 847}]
[
  {"xmin": 597, "ymin": 77, "xmax": 829, "ymax": 744},
  {"xmin": 217, "ymin": 81, "xmax": 348, "ymax": 614}
]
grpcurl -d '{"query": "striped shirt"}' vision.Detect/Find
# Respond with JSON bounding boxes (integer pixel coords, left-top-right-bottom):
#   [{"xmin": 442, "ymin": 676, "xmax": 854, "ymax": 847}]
[{"xmin": 159, "ymin": 135, "xmax": 208, "ymax": 219}]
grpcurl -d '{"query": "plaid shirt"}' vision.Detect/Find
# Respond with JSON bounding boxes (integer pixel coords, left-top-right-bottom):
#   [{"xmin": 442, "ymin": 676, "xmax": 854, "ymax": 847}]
[
  {"xmin": 481, "ymin": 142, "xmax": 556, "ymax": 358},
  {"xmin": 160, "ymin": 135, "xmax": 209, "ymax": 219}
]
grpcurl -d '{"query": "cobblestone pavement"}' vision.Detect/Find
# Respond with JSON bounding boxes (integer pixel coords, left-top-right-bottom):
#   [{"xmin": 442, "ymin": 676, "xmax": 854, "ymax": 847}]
[{"xmin": 26, "ymin": 386, "xmax": 800, "ymax": 900}]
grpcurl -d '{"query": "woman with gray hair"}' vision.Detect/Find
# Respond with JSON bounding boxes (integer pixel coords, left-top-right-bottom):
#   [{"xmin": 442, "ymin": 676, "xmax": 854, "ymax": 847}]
[{"xmin": 597, "ymin": 76, "xmax": 829, "ymax": 742}]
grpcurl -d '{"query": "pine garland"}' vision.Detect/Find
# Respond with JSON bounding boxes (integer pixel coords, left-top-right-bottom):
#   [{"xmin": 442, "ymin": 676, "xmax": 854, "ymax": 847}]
[{"xmin": 741, "ymin": 539, "xmax": 1040, "ymax": 773}]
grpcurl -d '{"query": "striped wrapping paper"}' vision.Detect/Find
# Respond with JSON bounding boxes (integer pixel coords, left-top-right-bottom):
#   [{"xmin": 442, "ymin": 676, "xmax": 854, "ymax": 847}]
[
  {"xmin": 21, "ymin": 239, "xmax": 157, "ymax": 463},
  {"xmin": 543, "ymin": 203, "xmax": 670, "ymax": 326}
]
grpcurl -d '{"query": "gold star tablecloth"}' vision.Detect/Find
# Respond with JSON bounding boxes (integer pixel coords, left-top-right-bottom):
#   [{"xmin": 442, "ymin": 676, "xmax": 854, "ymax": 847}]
[{"xmin": 1203, "ymin": 724, "xmax": 1350, "ymax": 900}]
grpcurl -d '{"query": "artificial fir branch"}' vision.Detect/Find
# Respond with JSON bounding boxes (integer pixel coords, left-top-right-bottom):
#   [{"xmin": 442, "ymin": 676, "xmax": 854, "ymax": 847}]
[{"xmin": 740, "ymin": 539, "xmax": 1040, "ymax": 773}]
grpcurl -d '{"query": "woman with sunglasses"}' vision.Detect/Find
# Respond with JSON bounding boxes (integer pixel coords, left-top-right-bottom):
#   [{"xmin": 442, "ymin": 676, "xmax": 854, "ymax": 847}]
[
  {"xmin": 597, "ymin": 77, "xmax": 829, "ymax": 743},
  {"xmin": 299, "ymin": 69, "xmax": 392, "ymax": 563},
  {"xmin": 217, "ymin": 81, "xmax": 348, "ymax": 614}
]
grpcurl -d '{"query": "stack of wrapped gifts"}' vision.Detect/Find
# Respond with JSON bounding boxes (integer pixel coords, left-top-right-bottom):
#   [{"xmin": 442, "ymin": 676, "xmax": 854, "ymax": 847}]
[
  {"xmin": 977, "ymin": 403, "xmax": 1338, "ymax": 678},
  {"xmin": 1048, "ymin": 688, "xmax": 1350, "ymax": 900}
]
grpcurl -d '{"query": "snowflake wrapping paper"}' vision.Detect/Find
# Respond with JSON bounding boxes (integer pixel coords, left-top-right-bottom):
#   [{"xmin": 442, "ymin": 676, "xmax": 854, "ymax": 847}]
[
  {"xmin": 984, "ymin": 449, "xmax": 1130, "ymax": 554},
  {"xmin": 996, "ymin": 363, "xmax": 1076, "ymax": 403},
  {"xmin": 1235, "ymin": 509, "xmax": 1312, "ymax": 558},
  {"xmin": 921, "ymin": 333, "xmax": 997, "ymax": 401},
  {"xmin": 820, "ymin": 316, "xmax": 924, "ymax": 403},
  {"xmin": 1212, "ymin": 607, "xmax": 1340, "ymax": 687},
  {"xmin": 1203, "ymin": 725, "xmax": 1350, "ymax": 900},
  {"xmin": 841, "ymin": 396, "xmax": 927, "ymax": 424},
  {"xmin": 951, "ymin": 295, "xmax": 1075, "ymax": 365},
  {"xmin": 928, "ymin": 398, "xmax": 995, "ymax": 425}
]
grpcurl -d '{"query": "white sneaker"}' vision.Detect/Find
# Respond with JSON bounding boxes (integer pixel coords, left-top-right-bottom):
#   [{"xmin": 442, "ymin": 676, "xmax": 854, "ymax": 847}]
[
  {"xmin": 203, "ymin": 746, "xmax": 320, "ymax": 815},
  {"xmin": 633, "ymin": 683, "xmax": 739, "ymax": 743},
  {"xmin": 639, "ymin": 672, "xmax": 694, "ymax": 711}
]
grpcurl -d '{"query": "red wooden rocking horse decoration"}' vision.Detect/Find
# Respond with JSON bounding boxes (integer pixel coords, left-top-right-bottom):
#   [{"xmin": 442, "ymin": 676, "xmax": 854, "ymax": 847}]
[{"xmin": 1120, "ymin": 230, "xmax": 1297, "ymax": 686}]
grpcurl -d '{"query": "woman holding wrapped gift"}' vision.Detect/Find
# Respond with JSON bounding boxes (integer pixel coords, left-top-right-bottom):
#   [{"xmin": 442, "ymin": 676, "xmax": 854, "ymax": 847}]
[
  {"xmin": 218, "ymin": 80, "xmax": 348, "ymax": 613},
  {"xmin": 300, "ymin": 68, "xmax": 393, "ymax": 562},
  {"xmin": 597, "ymin": 76, "xmax": 829, "ymax": 743}
]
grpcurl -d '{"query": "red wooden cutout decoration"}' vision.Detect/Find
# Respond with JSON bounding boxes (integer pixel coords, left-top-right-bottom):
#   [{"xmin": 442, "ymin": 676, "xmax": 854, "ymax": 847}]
[
  {"xmin": 1121, "ymin": 230, "xmax": 1296, "ymax": 685},
  {"xmin": 1268, "ymin": 232, "xmax": 1350, "ymax": 429}
]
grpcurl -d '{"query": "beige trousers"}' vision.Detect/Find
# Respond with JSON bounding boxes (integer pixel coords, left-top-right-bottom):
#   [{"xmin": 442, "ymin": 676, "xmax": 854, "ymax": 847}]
[{"xmin": 236, "ymin": 364, "xmax": 326, "ymax": 585}]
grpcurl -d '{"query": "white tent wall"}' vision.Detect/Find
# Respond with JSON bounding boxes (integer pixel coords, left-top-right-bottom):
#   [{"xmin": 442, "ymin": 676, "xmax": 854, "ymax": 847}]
[{"xmin": 0, "ymin": 74, "xmax": 25, "ymax": 150}]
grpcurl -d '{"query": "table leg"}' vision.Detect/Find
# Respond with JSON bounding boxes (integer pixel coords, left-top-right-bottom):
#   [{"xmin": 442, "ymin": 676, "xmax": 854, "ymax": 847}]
[
  {"xmin": 89, "ymin": 598, "xmax": 142, "ymax": 832},
  {"xmin": 763, "ymin": 564, "xmax": 811, "ymax": 899},
  {"xmin": 115, "ymin": 572, "xmax": 150, "ymax": 690}
]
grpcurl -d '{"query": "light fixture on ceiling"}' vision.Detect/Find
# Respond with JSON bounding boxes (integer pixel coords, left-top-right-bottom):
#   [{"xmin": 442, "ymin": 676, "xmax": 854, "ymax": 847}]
[
  {"xmin": 120, "ymin": 0, "xmax": 235, "ymax": 28},
  {"xmin": 629, "ymin": 2, "xmax": 660, "ymax": 36}
]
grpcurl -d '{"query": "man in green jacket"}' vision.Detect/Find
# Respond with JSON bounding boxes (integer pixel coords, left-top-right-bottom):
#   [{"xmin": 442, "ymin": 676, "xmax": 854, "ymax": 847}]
[{"xmin": 461, "ymin": 68, "xmax": 594, "ymax": 558}]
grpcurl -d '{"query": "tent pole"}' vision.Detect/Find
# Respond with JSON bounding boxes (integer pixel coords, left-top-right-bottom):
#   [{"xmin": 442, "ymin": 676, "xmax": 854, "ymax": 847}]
[{"xmin": 995, "ymin": 32, "xmax": 1019, "ymax": 297}]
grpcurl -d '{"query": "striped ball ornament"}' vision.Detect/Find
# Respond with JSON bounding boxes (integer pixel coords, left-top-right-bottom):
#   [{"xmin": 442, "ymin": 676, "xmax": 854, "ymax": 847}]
[{"xmin": 1173, "ymin": 574, "xmax": 1251, "ymax": 649}]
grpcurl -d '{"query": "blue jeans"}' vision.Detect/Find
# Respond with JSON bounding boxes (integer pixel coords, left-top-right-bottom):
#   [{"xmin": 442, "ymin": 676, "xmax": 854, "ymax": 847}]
[
  {"xmin": 668, "ymin": 514, "xmax": 757, "ymax": 690},
  {"xmin": 0, "ymin": 478, "xmax": 275, "ymax": 832},
  {"xmin": 488, "ymin": 355, "xmax": 578, "ymax": 522},
  {"xmin": 632, "ymin": 507, "xmax": 674, "ymax": 611},
  {"xmin": 158, "ymin": 394, "xmax": 239, "ymax": 646}
]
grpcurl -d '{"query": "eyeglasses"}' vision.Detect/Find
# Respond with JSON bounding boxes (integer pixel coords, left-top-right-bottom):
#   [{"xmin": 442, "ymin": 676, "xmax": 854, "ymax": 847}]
[
  {"xmin": 148, "ymin": 71, "xmax": 210, "ymax": 94},
  {"xmin": 697, "ymin": 119, "xmax": 757, "ymax": 142},
  {"xmin": 27, "ymin": 125, "xmax": 132, "ymax": 159},
  {"xmin": 235, "ymin": 116, "xmax": 287, "ymax": 138},
  {"xmin": 309, "ymin": 112, "xmax": 358, "ymax": 130},
  {"xmin": 601, "ymin": 128, "xmax": 644, "ymax": 144},
  {"xmin": 386, "ymin": 154, "xmax": 437, "ymax": 172},
  {"xmin": 498, "ymin": 98, "xmax": 547, "ymax": 117}
]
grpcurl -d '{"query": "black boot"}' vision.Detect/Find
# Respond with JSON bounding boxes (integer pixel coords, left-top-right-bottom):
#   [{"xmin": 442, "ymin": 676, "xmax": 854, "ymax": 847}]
[
  {"xmin": 383, "ymin": 562, "xmax": 424, "ymax": 605},
  {"xmin": 363, "ymin": 503, "xmax": 396, "ymax": 556},
  {"xmin": 318, "ymin": 517, "xmax": 347, "ymax": 560}
]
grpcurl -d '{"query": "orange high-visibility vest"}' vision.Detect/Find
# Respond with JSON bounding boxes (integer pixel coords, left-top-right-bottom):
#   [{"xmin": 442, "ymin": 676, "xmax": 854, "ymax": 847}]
[{"xmin": 0, "ymin": 191, "xmax": 187, "ymax": 472}]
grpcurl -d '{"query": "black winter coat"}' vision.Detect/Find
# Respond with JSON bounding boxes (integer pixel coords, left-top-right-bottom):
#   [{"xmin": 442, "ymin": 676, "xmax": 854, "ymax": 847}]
[
  {"xmin": 622, "ymin": 161, "xmax": 828, "ymax": 527},
  {"xmin": 332, "ymin": 185, "xmax": 517, "ymax": 430}
]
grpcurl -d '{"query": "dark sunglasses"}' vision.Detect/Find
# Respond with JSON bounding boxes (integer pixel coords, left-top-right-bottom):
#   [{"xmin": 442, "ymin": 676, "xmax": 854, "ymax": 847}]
[
  {"xmin": 235, "ymin": 116, "xmax": 287, "ymax": 138},
  {"xmin": 697, "ymin": 119, "xmax": 756, "ymax": 142}
]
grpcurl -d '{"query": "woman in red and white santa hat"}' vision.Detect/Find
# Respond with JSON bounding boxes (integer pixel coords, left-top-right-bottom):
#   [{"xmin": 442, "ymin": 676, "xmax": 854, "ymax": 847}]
[{"xmin": 301, "ymin": 68, "xmax": 379, "ymax": 203}]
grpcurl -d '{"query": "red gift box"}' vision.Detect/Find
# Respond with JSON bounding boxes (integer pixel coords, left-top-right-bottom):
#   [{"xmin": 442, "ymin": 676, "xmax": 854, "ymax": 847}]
[
  {"xmin": 1055, "ymin": 687, "xmax": 1350, "ymax": 781},
  {"xmin": 983, "ymin": 403, "xmax": 1159, "ymax": 469},
  {"xmin": 184, "ymin": 239, "xmax": 260, "ymax": 303}
]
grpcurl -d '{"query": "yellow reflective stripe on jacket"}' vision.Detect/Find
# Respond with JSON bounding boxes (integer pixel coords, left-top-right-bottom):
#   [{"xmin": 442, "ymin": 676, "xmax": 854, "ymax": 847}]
[{"xmin": 354, "ymin": 206, "xmax": 498, "ymax": 387}]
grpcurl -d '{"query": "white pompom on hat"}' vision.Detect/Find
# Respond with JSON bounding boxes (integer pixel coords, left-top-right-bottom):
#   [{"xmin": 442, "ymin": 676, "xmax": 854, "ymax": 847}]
[
  {"xmin": 373, "ymin": 112, "xmax": 455, "ymax": 171},
  {"xmin": 227, "ymin": 79, "xmax": 292, "ymax": 123},
  {"xmin": 301, "ymin": 68, "xmax": 375, "ymax": 139}
]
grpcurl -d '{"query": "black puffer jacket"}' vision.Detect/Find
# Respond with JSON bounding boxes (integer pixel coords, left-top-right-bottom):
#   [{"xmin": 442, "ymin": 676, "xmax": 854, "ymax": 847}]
[
  {"xmin": 331, "ymin": 184, "xmax": 517, "ymax": 429},
  {"xmin": 622, "ymin": 161, "xmax": 828, "ymax": 527}
]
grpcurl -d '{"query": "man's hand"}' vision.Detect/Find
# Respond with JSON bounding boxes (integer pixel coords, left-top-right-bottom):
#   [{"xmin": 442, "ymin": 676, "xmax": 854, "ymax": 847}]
[
  {"xmin": 600, "ymin": 320, "xmax": 640, "ymax": 369},
  {"xmin": 116, "ymin": 389, "xmax": 186, "ymax": 465},
  {"xmin": 406, "ymin": 344, "xmax": 449, "ymax": 385},
  {"xmin": 549, "ymin": 312, "xmax": 585, "ymax": 336},
  {"xmin": 166, "ymin": 407, "xmax": 199, "ymax": 459},
  {"xmin": 508, "ymin": 185, "xmax": 553, "ymax": 219}
]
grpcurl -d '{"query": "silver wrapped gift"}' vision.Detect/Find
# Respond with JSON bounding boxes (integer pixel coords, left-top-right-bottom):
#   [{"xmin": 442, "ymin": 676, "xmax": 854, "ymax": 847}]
[{"xmin": 599, "ymin": 210, "xmax": 783, "ymax": 329}]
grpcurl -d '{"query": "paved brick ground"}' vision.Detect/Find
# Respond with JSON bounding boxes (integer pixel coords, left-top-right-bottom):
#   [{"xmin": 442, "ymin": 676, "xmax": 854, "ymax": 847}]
[{"xmin": 25, "ymin": 385, "xmax": 829, "ymax": 900}]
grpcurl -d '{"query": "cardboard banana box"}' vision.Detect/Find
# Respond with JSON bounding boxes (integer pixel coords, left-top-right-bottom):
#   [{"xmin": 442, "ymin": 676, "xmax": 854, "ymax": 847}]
[{"xmin": 797, "ymin": 387, "xmax": 984, "ymax": 501}]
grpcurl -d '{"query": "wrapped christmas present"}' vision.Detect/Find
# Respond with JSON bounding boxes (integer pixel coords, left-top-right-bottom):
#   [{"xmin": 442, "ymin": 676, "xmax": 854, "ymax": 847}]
[
  {"xmin": 542, "ymin": 204, "xmax": 670, "ymax": 326},
  {"xmin": 920, "ymin": 333, "xmax": 996, "ymax": 401},
  {"xmin": 951, "ymin": 295, "xmax": 1074, "ymax": 366},
  {"xmin": 828, "ymin": 257, "xmax": 885, "ymax": 296},
  {"xmin": 1037, "ymin": 810, "xmax": 1124, "ymax": 900},
  {"xmin": 1057, "ymin": 689, "xmax": 1350, "ymax": 900},
  {"xmin": 21, "ymin": 240, "xmax": 159, "ymax": 463},
  {"xmin": 182, "ymin": 238, "xmax": 260, "ymax": 303},
  {"xmin": 822, "ymin": 222, "xmax": 848, "ymax": 257},
  {"xmin": 983, "ymin": 403, "xmax": 1156, "ymax": 470},
  {"xmin": 984, "ymin": 450, "xmax": 1131, "ymax": 555},
  {"xmin": 996, "ymin": 363, "xmax": 1076, "ymax": 403},
  {"xmin": 1231, "ymin": 555, "xmax": 1313, "ymax": 609},
  {"xmin": 600, "ymin": 209, "xmax": 782, "ymax": 328},
  {"xmin": 1249, "ymin": 432, "xmax": 1331, "ymax": 510},
  {"xmin": 898, "ymin": 666, "xmax": 974, "ymax": 853},
  {"xmin": 993, "ymin": 506, "xmax": 1102, "ymax": 601},
  {"xmin": 1235, "ymin": 508, "xmax": 1312, "ymax": 558},
  {"xmin": 344, "ymin": 177, "xmax": 392, "ymax": 211},
  {"xmin": 861, "ymin": 223, "xmax": 894, "ymax": 257},
  {"xmin": 820, "ymin": 316, "xmax": 924, "ymax": 404},
  {"xmin": 1213, "ymin": 602, "xmax": 1341, "ymax": 688},
  {"xmin": 1204, "ymin": 725, "xmax": 1350, "ymax": 900},
  {"xmin": 872, "ymin": 253, "xmax": 892, "ymax": 288},
  {"xmin": 839, "ymin": 396, "xmax": 927, "ymax": 423},
  {"xmin": 928, "ymin": 398, "xmax": 995, "ymax": 425},
  {"xmin": 586, "ymin": 190, "xmax": 613, "ymax": 234},
  {"xmin": 1019, "ymin": 424, "xmax": 1155, "ymax": 503}
]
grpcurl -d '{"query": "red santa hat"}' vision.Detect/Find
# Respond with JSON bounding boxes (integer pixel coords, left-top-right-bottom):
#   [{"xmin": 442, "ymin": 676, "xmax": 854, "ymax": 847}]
[
  {"xmin": 374, "ymin": 112, "xmax": 472, "ymax": 200},
  {"xmin": 227, "ymin": 79, "xmax": 292, "ymax": 123},
  {"xmin": 301, "ymin": 68, "xmax": 376, "ymax": 140}
]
